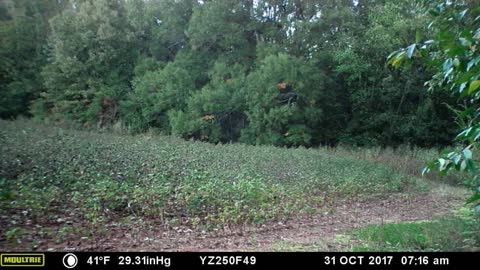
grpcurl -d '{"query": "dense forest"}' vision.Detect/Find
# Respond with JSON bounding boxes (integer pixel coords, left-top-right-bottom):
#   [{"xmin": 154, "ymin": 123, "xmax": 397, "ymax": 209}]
[{"xmin": 0, "ymin": 0, "xmax": 462, "ymax": 147}]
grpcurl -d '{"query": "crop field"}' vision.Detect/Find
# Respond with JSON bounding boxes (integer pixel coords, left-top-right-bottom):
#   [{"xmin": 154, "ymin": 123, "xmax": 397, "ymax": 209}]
[{"xmin": 0, "ymin": 119, "xmax": 477, "ymax": 251}]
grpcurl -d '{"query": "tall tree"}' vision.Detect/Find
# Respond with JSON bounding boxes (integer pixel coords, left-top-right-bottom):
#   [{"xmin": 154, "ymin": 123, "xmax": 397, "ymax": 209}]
[
  {"xmin": 187, "ymin": 0, "xmax": 256, "ymax": 66},
  {"xmin": 0, "ymin": 0, "xmax": 67, "ymax": 118},
  {"xmin": 241, "ymin": 53, "xmax": 342, "ymax": 146},
  {"xmin": 38, "ymin": 0, "xmax": 135, "ymax": 126},
  {"xmin": 169, "ymin": 61, "xmax": 248, "ymax": 143},
  {"xmin": 389, "ymin": 0, "xmax": 480, "ymax": 206},
  {"xmin": 333, "ymin": 0, "xmax": 456, "ymax": 146}
]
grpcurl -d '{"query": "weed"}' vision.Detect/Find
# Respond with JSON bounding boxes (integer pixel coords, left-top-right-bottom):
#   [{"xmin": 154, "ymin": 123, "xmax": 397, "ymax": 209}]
[
  {"xmin": 4, "ymin": 227, "xmax": 27, "ymax": 244},
  {"xmin": 349, "ymin": 210, "xmax": 480, "ymax": 251}
]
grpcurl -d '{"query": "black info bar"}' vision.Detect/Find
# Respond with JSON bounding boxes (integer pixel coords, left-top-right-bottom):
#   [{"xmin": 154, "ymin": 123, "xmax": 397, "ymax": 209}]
[{"xmin": 0, "ymin": 252, "xmax": 476, "ymax": 269}]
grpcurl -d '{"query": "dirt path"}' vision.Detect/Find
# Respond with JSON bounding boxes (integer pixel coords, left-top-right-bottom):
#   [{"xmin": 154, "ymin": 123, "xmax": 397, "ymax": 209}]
[
  {"xmin": 1, "ymin": 185, "xmax": 465, "ymax": 252},
  {"xmin": 84, "ymin": 186, "xmax": 464, "ymax": 251}
]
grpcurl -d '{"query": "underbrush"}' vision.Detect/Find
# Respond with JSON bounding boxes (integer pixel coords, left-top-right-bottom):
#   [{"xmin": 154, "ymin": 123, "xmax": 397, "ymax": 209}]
[
  {"xmin": 349, "ymin": 208, "xmax": 480, "ymax": 251},
  {"xmin": 70, "ymin": 175, "xmax": 311, "ymax": 228},
  {"xmin": 325, "ymin": 146, "xmax": 465, "ymax": 185},
  {"xmin": 0, "ymin": 119, "xmax": 451, "ymax": 244}
]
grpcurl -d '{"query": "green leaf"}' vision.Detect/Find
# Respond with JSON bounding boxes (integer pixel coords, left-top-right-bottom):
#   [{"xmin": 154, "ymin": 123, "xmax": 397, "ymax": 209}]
[
  {"xmin": 415, "ymin": 29, "xmax": 421, "ymax": 44},
  {"xmin": 474, "ymin": 28, "xmax": 480, "ymax": 40},
  {"xmin": 459, "ymin": 37, "xmax": 471, "ymax": 47},
  {"xmin": 387, "ymin": 51, "xmax": 405, "ymax": 68},
  {"xmin": 406, "ymin": 44, "xmax": 416, "ymax": 59},
  {"xmin": 466, "ymin": 159, "xmax": 476, "ymax": 173},
  {"xmin": 458, "ymin": 9, "xmax": 468, "ymax": 20},
  {"xmin": 387, "ymin": 50, "xmax": 399, "ymax": 60},
  {"xmin": 467, "ymin": 56, "xmax": 480, "ymax": 71},
  {"xmin": 422, "ymin": 166, "xmax": 430, "ymax": 175},
  {"xmin": 429, "ymin": 9, "xmax": 439, "ymax": 17},
  {"xmin": 439, "ymin": 158, "xmax": 447, "ymax": 170},
  {"xmin": 453, "ymin": 58, "xmax": 460, "ymax": 67},
  {"xmin": 473, "ymin": 130, "xmax": 480, "ymax": 141},
  {"xmin": 444, "ymin": 67, "xmax": 453, "ymax": 79},
  {"xmin": 463, "ymin": 148, "xmax": 472, "ymax": 159},
  {"xmin": 457, "ymin": 127, "xmax": 472, "ymax": 139},
  {"xmin": 467, "ymin": 80, "xmax": 480, "ymax": 94},
  {"xmin": 442, "ymin": 58, "xmax": 453, "ymax": 73},
  {"xmin": 461, "ymin": 160, "xmax": 467, "ymax": 170},
  {"xmin": 465, "ymin": 192, "xmax": 480, "ymax": 204},
  {"xmin": 453, "ymin": 153, "xmax": 461, "ymax": 164}
]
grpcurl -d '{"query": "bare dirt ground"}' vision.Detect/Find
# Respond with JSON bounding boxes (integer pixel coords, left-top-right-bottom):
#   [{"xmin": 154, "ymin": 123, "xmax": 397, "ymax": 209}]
[
  {"xmin": 0, "ymin": 183, "xmax": 464, "ymax": 252},
  {"xmin": 6, "ymin": 184, "xmax": 461, "ymax": 252}
]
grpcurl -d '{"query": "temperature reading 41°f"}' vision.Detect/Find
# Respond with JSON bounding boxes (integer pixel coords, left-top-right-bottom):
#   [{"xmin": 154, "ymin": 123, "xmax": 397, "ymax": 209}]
[{"xmin": 87, "ymin": 256, "xmax": 110, "ymax": 265}]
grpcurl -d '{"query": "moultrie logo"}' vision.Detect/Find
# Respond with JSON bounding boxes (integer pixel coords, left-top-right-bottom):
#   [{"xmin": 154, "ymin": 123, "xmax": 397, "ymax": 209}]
[{"xmin": 0, "ymin": 253, "xmax": 45, "ymax": 267}]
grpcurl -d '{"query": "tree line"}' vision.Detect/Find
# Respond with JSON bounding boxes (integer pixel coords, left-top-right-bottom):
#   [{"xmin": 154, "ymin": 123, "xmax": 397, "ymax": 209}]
[{"xmin": 0, "ymin": 0, "xmax": 461, "ymax": 147}]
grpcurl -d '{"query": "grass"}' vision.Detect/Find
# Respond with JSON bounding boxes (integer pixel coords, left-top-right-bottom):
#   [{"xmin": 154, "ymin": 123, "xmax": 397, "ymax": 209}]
[
  {"xmin": 270, "ymin": 207, "xmax": 479, "ymax": 252},
  {"xmin": 271, "ymin": 240, "xmax": 328, "ymax": 251},
  {"xmin": 348, "ymin": 208, "xmax": 480, "ymax": 251},
  {"xmin": 0, "ymin": 119, "xmax": 467, "ymax": 248},
  {"xmin": 322, "ymin": 145, "xmax": 465, "ymax": 185}
]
